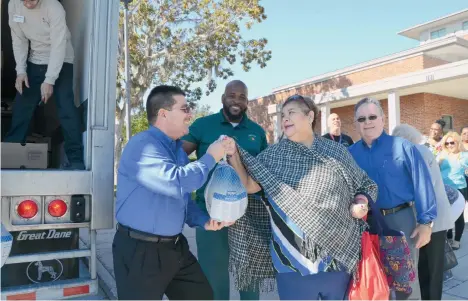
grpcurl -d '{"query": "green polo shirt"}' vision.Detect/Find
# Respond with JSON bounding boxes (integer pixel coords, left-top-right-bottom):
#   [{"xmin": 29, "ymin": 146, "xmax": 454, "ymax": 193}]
[{"xmin": 182, "ymin": 109, "xmax": 268, "ymax": 211}]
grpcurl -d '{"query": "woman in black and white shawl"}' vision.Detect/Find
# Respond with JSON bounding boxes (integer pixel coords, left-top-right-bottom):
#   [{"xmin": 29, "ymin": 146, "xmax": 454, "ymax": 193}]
[{"xmin": 225, "ymin": 95, "xmax": 378, "ymax": 300}]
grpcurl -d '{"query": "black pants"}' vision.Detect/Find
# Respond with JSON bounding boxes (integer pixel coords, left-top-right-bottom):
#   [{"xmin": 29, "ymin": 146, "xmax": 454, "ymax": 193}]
[
  {"xmin": 447, "ymin": 187, "xmax": 467, "ymax": 242},
  {"xmin": 447, "ymin": 212, "xmax": 466, "ymax": 242},
  {"xmin": 4, "ymin": 62, "xmax": 84, "ymax": 168},
  {"xmin": 418, "ymin": 230, "xmax": 446, "ymax": 300},
  {"xmin": 112, "ymin": 228, "xmax": 213, "ymax": 300}
]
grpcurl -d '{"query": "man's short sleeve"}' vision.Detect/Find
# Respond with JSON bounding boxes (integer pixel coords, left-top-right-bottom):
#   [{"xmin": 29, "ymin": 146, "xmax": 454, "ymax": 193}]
[{"xmin": 182, "ymin": 119, "xmax": 203, "ymax": 145}]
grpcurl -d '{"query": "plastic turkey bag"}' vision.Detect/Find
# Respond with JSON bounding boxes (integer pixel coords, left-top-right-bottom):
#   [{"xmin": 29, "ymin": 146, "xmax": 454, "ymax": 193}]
[{"xmin": 204, "ymin": 137, "xmax": 248, "ymax": 223}]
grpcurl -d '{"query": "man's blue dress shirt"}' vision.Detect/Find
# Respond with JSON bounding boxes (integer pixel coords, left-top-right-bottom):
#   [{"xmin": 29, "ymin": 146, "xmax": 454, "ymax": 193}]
[
  {"xmin": 349, "ymin": 132, "xmax": 437, "ymax": 224},
  {"xmin": 116, "ymin": 126, "xmax": 216, "ymax": 236}
]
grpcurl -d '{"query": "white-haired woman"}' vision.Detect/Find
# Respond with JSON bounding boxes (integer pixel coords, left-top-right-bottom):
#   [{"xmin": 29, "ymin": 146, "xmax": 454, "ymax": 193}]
[{"xmin": 392, "ymin": 124, "xmax": 452, "ymax": 300}]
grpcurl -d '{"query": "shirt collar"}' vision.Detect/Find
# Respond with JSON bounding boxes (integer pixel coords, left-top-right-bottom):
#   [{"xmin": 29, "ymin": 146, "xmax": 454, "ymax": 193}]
[
  {"xmin": 362, "ymin": 131, "xmax": 388, "ymax": 148},
  {"xmin": 149, "ymin": 126, "xmax": 181, "ymax": 148},
  {"xmin": 217, "ymin": 109, "xmax": 249, "ymax": 128}
]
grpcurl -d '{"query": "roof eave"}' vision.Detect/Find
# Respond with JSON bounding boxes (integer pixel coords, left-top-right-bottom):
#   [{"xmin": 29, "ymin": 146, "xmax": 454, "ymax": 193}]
[{"xmin": 270, "ymin": 36, "xmax": 466, "ymax": 94}]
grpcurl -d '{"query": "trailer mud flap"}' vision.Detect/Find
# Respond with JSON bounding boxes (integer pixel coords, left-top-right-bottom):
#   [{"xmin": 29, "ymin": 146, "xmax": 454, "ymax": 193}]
[{"xmin": 1, "ymin": 228, "xmax": 79, "ymax": 287}]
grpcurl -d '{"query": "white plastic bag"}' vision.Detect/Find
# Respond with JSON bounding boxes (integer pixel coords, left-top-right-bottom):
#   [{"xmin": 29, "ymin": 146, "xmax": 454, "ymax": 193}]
[
  {"xmin": 1, "ymin": 223, "xmax": 13, "ymax": 267},
  {"xmin": 204, "ymin": 136, "xmax": 248, "ymax": 222}
]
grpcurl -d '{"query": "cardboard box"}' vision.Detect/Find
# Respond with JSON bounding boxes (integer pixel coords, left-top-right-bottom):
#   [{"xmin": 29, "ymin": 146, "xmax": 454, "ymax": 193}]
[
  {"xmin": 26, "ymin": 135, "xmax": 52, "ymax": 151},
  {"xmin": 1, "ymin": 142, "xmax": 48, "ymax": 169}
]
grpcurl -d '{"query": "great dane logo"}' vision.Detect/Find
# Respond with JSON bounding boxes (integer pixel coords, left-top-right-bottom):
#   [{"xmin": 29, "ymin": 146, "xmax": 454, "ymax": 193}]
[{"xmin": 26, "ymin": 260, "xmax": 63, "ymax": 283}]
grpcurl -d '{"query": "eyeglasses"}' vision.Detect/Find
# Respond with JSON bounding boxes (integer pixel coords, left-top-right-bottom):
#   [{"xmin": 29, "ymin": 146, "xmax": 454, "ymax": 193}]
[
  {"xmin": 285, "ymin": 94, "xmax": 312, "ymax": 110},
  {"xmin": 445, "ymin": 141, "xmax": 456, "ymax": 146},
  {"xmin": 356, "ymin": 115, "xmax": 378, "ymax": 123},
  {"xmin": 286, "ymin": 95, "xmax": 305, "ymax": 102},
  {"xmin": 178, "ymin": 107, "xmax": 191, "ymax": 113},
  {"xmin": 163, "ymin": 106, "xmax": 191, "ymax": 114}
]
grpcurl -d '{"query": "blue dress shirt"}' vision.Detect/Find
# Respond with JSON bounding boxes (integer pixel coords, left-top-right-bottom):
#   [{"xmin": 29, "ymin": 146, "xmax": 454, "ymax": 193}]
[
  {"xmin": 349, "ymin": 132, "xmax": 437, "ymax": 224},
  {"xmin": 116, "ymin": 126, "xmax": 216, "ymax": 236}
]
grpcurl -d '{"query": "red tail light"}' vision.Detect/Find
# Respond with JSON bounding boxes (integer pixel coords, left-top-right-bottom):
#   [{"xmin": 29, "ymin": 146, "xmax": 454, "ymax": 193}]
[
  {"xmin": 48, "ymin": 199, "xmax": 68, "ymax": 217},
  {"xmin": 17, "ymin": 200, "xmax": 39, "ymax": 219}
]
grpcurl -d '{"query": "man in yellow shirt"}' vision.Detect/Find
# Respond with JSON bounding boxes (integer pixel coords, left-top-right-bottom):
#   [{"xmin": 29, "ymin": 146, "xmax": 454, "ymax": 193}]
[{"xmin": 5, "ymin": 0, "xmax": 83, "ymax": 169}]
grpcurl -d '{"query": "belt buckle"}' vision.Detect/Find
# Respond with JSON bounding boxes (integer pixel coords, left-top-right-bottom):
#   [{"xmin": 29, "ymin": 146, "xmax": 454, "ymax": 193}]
[{"xmin": 174, "ymin": 236, "xmax": 180, "ymax": 244}]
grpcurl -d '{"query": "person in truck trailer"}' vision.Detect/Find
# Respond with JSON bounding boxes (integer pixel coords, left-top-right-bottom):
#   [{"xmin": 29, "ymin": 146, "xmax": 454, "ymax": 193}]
[{"xmin": 5, "ymin": 0, "xmax": 84, "ymax": 170}]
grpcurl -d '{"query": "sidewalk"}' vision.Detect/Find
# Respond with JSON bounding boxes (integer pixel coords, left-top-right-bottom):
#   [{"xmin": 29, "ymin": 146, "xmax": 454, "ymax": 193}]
[{"xmin": 80, "ymin": 207, "xmax": 468, "ymax": 300}]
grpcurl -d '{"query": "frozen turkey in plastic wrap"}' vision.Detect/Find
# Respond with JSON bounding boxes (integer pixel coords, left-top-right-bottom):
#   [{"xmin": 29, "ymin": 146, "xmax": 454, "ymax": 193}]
[{"xmin": 204, "ymin": 136, "xmax": 248, "ymax": 223}]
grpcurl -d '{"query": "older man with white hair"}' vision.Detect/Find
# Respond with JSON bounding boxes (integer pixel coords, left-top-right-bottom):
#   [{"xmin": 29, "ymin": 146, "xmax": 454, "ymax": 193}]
[
  {"xmin": 392, "ymin": 124, "xmax": 452, "ymax": 301},
  {"xmin": 322, "ymin": 113, "xmax": 354, "ymax": 147}
]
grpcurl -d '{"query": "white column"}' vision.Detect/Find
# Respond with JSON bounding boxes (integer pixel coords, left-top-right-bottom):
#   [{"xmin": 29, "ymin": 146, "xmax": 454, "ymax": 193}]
[
  {"xmin": 388, "ymin": 91, "xmax": 400, "ymax": 134},
  {"xmin": 320, "ymin": 103, "xmax": 330, "ymax": 135},
  {"xmin": 268, "ymin": 104, "xmax": 281, "ymax": 143}
]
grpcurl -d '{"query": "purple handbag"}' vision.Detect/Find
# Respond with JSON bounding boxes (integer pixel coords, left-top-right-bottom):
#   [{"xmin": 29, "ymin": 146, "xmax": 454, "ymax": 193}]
[{"xmin": 367, "ymin": 201, "xmax": 416, "ymax": 295}]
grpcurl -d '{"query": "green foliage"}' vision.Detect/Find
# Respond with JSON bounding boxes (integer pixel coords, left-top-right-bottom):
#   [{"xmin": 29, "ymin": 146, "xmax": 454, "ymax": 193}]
[
  {"xmin": 121, "ymin": 111, "xmax": 149, "ymax": 143},
  {"xmin": 190, "ymin": 104, "xmax": 213, "ymax": 123},
  {"xmin": 116, "ymin": 0, "xmax": 271, "ymax": 107}
]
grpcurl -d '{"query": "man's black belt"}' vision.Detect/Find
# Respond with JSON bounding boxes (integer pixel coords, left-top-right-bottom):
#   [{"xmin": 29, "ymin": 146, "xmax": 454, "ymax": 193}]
[
  {"xmin": 369, "ymin": 202, "xmax": 413, "ymax": 216},
  {"xmin": 117, "ymin": 223, "xmax": 180, "ymax": 244}
]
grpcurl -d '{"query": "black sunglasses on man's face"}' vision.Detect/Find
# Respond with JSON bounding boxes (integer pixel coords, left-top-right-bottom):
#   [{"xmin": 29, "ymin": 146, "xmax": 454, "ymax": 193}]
[{"xmin": 356, "ymin": 115, "xmax": 378, "ymax": 123}]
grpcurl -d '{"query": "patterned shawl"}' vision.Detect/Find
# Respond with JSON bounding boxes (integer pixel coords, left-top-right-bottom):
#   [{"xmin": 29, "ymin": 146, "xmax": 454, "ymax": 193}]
[
  {"xmin": 228, "ymin": 194, "xmax": 276, "ymax": 292},
  {"xmin": 232, "ymin": 136, "xmax": 378, "ymax": 279}
]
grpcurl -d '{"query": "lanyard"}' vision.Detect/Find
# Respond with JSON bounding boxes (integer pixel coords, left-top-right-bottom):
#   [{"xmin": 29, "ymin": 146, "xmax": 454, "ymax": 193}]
[{"xmin": 330, "ymin": 133, "xmax": 342, "ymax": 144}]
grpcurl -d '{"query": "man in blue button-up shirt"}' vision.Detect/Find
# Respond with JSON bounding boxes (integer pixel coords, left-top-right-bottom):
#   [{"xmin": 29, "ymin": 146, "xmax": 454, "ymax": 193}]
[
  {"xmin": 349, "ymin": 97, "xmax": 437, "ymax": 300},
  {"xmin": 112, "ymin": 85, "xmax": 231, "ymax": 300}
]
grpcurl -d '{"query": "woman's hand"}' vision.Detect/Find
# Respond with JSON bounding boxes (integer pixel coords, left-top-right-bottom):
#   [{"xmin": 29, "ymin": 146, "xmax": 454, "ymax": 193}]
[
  {"xmin": 222, "ymin": 136, "xmax": 237, "ymax": 156},
  {"xmin": 350, "ymin": 195, "xmax": 369, "ymax": 219}
]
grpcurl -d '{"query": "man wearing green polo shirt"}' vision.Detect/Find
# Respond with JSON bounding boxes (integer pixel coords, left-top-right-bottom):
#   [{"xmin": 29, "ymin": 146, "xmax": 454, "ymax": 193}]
[{"xmin": 182, "ymin": 80, "xmax": 272, "ymax": 300}]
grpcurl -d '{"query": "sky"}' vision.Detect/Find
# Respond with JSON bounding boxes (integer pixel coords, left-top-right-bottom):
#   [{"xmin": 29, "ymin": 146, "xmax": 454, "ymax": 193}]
[{"xmin": 198, "ymin": 0, "xmax": 468, "ymax": 112}]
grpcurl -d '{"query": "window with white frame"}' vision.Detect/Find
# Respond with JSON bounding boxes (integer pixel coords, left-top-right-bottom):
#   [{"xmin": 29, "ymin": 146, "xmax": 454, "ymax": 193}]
[
  {"xmin": 463, "ymin": 21, "xmax": 468, "ymax": 31},
  {"xmin": 430, "ymin": 28, "xmax": 447, "ymax": 39},
  {"xmin": 441, "ymin": 115, "xmax": 453, "ymax": 131}
]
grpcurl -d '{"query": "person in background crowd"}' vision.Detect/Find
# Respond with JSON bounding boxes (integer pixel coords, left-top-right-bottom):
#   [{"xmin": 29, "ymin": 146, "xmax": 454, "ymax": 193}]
[
  {"xmin": 461, "ymin": 126, "xmax": 468, "ymax": 154},
  {"xmin": 349, "ymin": 97, "xmax": 437, "ymax": 300},
  {"xmin": 227, "ymin": 95, "xmax": 378, "ymax": 300},
  {"xmin": 182, "ymin": 80, "xmax": 274, "ymax": 300},
  {"xmin": 437, "ymin": 131, "xmax": 468, "ymax": 250},
  {"xmin": 392, "ymin": 124, "xmax": 452, "ymax": 300},
  {"xmin": 425, "ymin": 119, "xmax": 445, "ymax": 156},
  {"xmin": 322, "ymin": 113, "xmax": 354, "ymax": 147},
  {"xmin": 446, "ymin": 184, "xmax": 467, "ymax": 232},
  {"xmin": 5, "ymin": 0, "xmax": 84, "ymax": 169},
  {"xmin": 113, "ymin": 85, "xmax": 231, "ymax": 300},
  {"xmin": 461, "ymin": 126, "xmax": 468, "ymax": 198}
]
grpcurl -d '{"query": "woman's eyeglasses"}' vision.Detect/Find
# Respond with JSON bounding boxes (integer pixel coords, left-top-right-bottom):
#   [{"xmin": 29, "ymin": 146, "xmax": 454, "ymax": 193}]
[
  {"xmin": 286, "ymin": 95, "xmax": 305, "ymax": 101},
  {"xmin": 285, "ymin": 94, "xmax": 311, "ymax": 110},
  {"xmin": 445, "ymin": 141, "xmax": 456, "ymax": 146},
  {"xmin": 356, "ymin": 115, "xmax": 378, "ymax": 123}
]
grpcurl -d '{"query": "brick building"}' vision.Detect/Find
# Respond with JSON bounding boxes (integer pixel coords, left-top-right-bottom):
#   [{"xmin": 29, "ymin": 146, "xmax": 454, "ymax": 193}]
[{"xmin": 248, "ymin": 10, "xmax": 468, "ymax": 143}]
